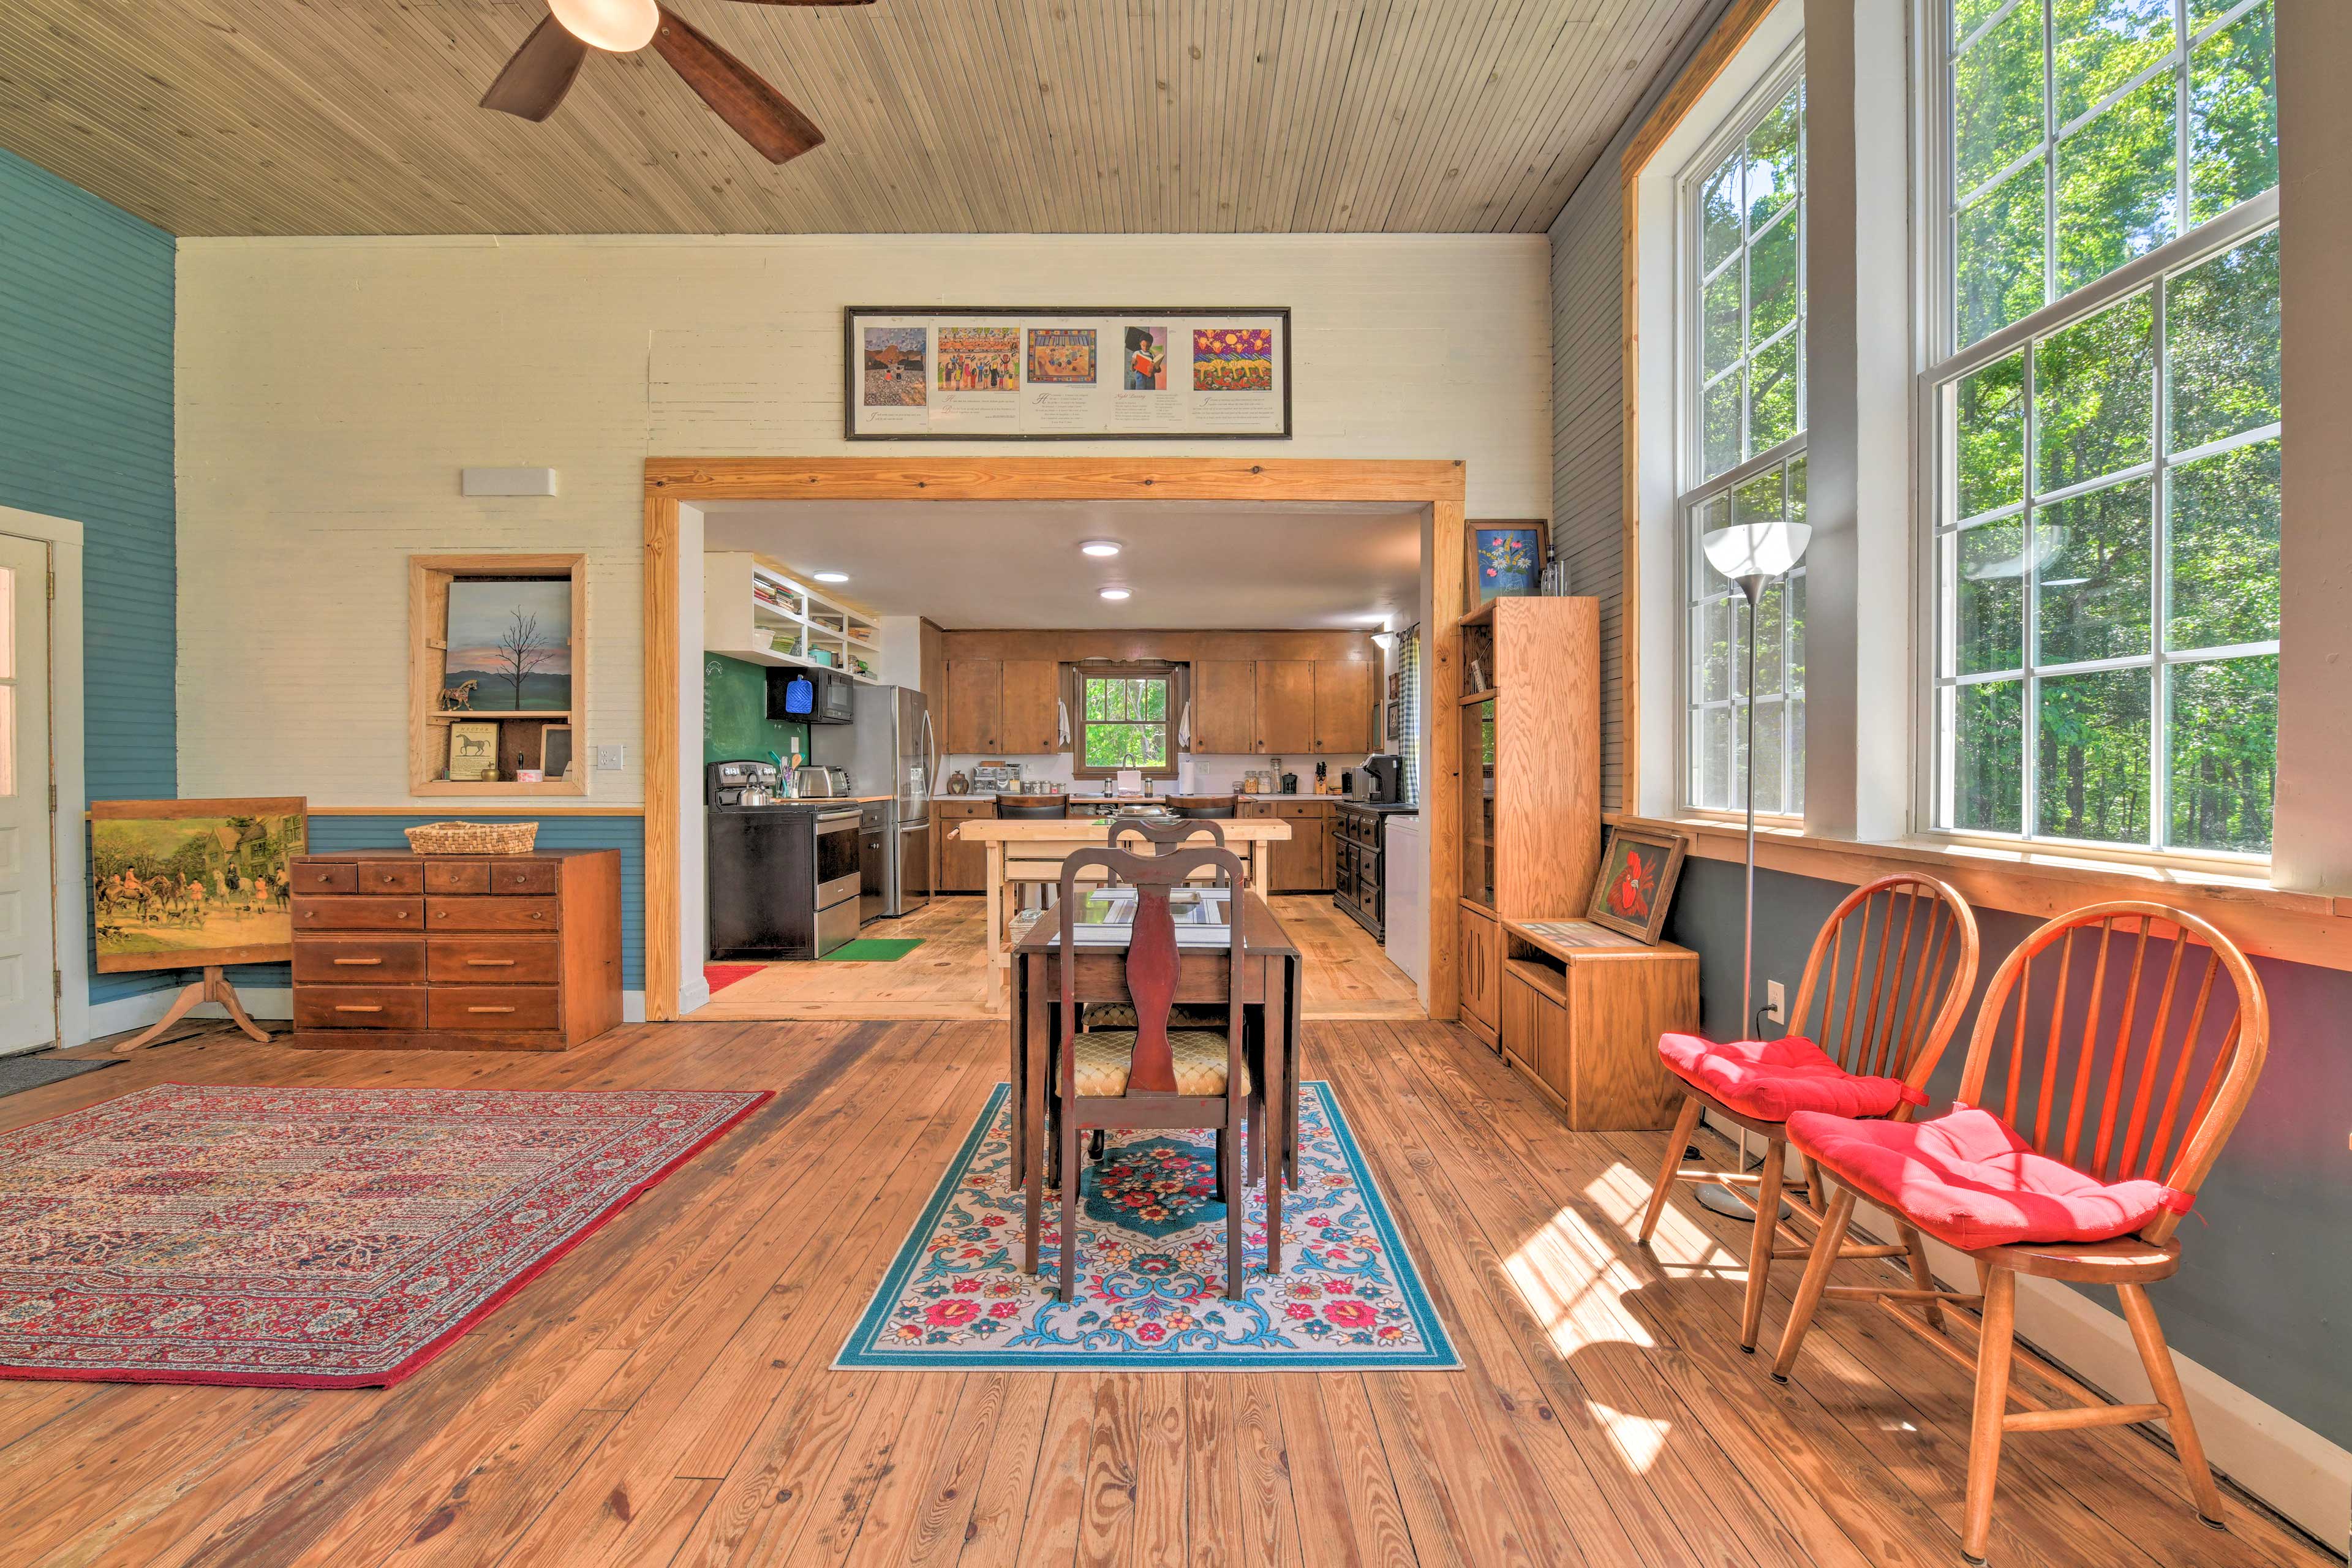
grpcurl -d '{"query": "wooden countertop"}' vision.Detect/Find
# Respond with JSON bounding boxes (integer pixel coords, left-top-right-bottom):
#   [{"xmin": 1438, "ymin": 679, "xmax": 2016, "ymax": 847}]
[{"xmin": 955, "ymin": 817, "xmax": 1291, "ymax": 842}]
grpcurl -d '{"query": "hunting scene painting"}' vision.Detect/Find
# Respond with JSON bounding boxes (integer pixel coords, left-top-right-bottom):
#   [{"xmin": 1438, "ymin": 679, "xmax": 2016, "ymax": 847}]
[
  {"xmin": 441, "ymin": 579, "xmax": 572, "ymax": 713},
  {"xmin": 93, "ymin": 799, "xmax": 308, "ymax": 971}
]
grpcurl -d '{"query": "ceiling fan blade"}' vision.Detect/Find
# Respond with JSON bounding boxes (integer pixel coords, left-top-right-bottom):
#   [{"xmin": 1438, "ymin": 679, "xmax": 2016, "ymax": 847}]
[
  {"xmin": 651, "ymin": 6, "xmax": 824, "ymax": 165},
  {"xmin": 480, "ymin": 15, "xmax": 590, "ymax": 122}
]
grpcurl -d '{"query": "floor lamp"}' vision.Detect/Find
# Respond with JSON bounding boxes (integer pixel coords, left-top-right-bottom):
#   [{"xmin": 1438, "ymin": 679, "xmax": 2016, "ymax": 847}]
[{"xmin": 1691, "ymin": 516, "xmax": 1812, "ymax": 1223}]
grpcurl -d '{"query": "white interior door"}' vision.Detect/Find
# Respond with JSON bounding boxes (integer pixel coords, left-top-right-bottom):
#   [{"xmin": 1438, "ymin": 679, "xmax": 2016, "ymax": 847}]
[{"xmin": 0, "ymin": 534, "xmax": 56, "ymax": 1053}]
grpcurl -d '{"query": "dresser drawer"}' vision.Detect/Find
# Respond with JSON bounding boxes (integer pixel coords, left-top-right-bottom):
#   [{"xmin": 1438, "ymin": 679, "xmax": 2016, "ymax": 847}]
[
  {"xmin": 293, "ymin": 936, "xmax": 426, "ymax": 985},
  {"xmin": 295, "ymin": 895, "xmax": 424, "ymax": 932},
  {"xmin": 294, "ymin": 986, "xmax": 429, "ymax": 1030},
  {"xmin": 428, "ymin": 897, "xmax": 559, "ymax": 932},
  {"xmin": 424, "ymin": 860, "xmax": 487, "ymax": 895},
  {"xmin": 295, "ymin": 862, "xmax": 356, "ymax": 895},
  {"xmin": 487, "ymin": 861, "xmax": 557, "ymax": 896},
  {"xmin": 428, "ymin": 935, "xmax": 560, "ymax": 985},
  {"xmin": 429, "ymin": 986, "xmax": 560, "ymax": 1032},
  {"xmin": 354, "ymin": 861, "xmax": 423, "ymax": 894}
]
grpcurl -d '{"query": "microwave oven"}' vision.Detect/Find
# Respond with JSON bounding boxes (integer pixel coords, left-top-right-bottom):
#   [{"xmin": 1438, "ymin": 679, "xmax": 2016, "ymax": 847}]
[{"xmin": 767, "ymin": 666, "xmax": 856, "ymax": 725}]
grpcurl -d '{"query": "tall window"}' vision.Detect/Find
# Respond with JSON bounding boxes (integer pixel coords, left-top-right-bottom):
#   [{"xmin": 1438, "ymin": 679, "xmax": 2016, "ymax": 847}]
[
  {"xmin": 1931, "ymin": 0, "xmax": 2278, "ymax": 857},
  {"xmin": 1681, "ymin": 57, "xmax": 1807, "ymax": 815},
  {"xmin": 1075, "ymin": 666, "xmax": 1176, "ymax": 777}
]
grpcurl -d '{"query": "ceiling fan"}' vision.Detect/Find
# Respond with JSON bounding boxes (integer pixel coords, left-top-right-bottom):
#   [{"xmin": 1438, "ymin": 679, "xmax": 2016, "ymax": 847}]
[{"xmin": 480, "ymin": 0, "xmax": 872, "ymax": 165}]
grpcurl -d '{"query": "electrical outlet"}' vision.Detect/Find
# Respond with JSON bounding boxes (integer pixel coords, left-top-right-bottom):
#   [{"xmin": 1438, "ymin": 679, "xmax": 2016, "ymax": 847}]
[
  {"xmin": 596, "ymin": 744, "xmax": 625, "ymax": 771},
  {"xmin": 1765, "ymin": 980, "xmax": 1787, "ymax": 1025}
]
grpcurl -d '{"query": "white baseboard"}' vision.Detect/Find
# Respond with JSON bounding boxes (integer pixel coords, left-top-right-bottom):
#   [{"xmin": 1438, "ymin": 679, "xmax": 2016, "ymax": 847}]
[
  {"xmin": 86, "ymin": 987, "xmax": 652, "ymax": 1036},
  {"xmin": 674, "ymin": 979, "xmax": 711, "ymax": 1017},
  {"xmin": 1701, "ymin": 1110, "xmax": 2351, "ymax": 1547}
]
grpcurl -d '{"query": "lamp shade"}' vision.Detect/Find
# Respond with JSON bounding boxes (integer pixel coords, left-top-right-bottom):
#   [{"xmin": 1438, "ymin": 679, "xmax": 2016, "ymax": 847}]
[
  {"xmin": 1702, "ymin": 519, "xmax": 1812, "ymax": 581},
  {"xmin": 549, "ymin": 0, "xmax": 659, "ymax": 51}
]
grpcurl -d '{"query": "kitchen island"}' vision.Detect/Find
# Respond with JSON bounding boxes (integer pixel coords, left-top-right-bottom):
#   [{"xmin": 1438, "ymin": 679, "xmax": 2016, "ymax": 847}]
[{"xmin": 954, "ymin": 815, "xmax": 1292, "ymax": 986}]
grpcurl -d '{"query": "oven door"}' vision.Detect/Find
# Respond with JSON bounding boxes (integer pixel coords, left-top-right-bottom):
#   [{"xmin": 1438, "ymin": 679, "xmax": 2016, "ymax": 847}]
[{"xmin": 814, "ymin": 808, "xmax": 863, "ymax": 913}]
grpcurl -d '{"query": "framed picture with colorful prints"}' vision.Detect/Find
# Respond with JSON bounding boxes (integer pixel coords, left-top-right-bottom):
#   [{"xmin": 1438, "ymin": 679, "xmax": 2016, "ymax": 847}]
[
  {"xmin": 1469, "ymin": 521, "xmax": 1548, "ymax": 603},
  {"xmin": 1585, "ymin": 824, "xmax": 1689, "ymax": 945}
]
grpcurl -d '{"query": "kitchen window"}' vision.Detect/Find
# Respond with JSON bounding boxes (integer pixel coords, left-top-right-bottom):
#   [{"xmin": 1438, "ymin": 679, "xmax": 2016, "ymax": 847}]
[
  {"xmin": 1926, "ymin": 0, "xmax": 2279, "ymax": 859},
  {"xmin": 1072, "ymin": 664, "xmax": 1179, "ymax": 780},
  {"xmin": 1679, "ymin": 48, "xmax": 1807, "ymax": 816}
]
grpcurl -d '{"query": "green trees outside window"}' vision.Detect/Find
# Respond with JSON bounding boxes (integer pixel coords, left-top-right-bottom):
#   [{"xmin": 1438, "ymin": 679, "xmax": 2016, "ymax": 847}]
[
  {"xmin": 1934, "ymin": 0, "xmax": 2278, "ymax": 859},
  {"xmin": 1079, "ymin": 673, "xmax": 1172, "ymax": 774}
]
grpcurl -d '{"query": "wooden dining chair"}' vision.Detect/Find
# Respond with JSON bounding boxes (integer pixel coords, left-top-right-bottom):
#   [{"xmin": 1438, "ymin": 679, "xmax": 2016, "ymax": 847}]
[
  {"xmin": 1046, "ymin": 840, "xmax": 1264, "ymax": 1303},
  {"xmin": 1636, "ymin": 873, "xmax": 1981, "ymax": 1352},
  {"xmin": 1770, "ymin": 902, "xmax": 2269, "ymax": 1564}
]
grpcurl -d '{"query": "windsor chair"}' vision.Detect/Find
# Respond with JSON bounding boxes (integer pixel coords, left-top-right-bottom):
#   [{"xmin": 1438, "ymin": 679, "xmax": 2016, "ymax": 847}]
[
  {"xmin": 1635, "ymin": 873, "xmax": 1981, "ymax": 1352},
  {"xmin": 1770, "ymin": 902, "xmax": 2269, "ymax": 1564}
]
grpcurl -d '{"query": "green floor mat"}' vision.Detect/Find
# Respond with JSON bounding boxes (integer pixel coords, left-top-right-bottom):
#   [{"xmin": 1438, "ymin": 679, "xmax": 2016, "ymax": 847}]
[{"xmin": 827, "ymin": 937, "xmax": 925, "ymax": 962}]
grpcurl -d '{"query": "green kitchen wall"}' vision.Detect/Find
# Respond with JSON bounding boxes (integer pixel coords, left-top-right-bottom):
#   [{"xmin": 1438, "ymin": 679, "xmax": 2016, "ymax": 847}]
[
  {"xmin": 705, "ymin": 653, "xmax": 811, "ymax": 769},
  {"xmin": 0, "ymin": 146, "xmax": 178, "ymax": 1006}
]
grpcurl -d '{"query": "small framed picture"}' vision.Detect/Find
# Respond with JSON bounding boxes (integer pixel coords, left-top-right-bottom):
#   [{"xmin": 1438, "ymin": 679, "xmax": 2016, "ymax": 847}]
[
  {"xmin": 1586, "ymin": 825, "xmax": 1690, "ymax": 944},
  {"xmin": 447, "ymin": 721, "xmax": 501, "ymax": 782},
  {"xmin": 1469, "ymin": 521, "xmax": 1549, "ymax": 603},
  {"xmin": 1386, "ymin": 671, "xmax": 1401, "ymax": 700},
  {"xmin": 541, "ymin": 723, "xmax": 575, "ymax": 781},
  {"xmin": 1384, "ymin": 699, "xmax": 1402, "ymax": 742}
]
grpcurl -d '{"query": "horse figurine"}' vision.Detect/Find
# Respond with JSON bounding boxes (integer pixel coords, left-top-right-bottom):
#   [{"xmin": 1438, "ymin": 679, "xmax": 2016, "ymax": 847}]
[{"xmin": 439, "ymin": 679, "xmax": 479, "ymax": 712}]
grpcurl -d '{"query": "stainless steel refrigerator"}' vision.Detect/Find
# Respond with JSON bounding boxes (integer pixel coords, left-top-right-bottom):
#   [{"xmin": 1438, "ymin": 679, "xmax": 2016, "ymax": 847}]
[{"xmin": 812, "ymin": 683, "xmax": 932, "ymax": 918}]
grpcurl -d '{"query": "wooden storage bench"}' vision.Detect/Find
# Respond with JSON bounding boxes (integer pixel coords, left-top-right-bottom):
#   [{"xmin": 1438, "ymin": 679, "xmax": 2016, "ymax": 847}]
[{"xmin": 1493, "ymin": 919, "xmax": 1698, "ymax": 1129}]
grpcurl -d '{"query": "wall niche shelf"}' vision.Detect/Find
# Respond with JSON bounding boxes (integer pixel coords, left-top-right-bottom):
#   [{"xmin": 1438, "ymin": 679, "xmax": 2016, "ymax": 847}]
[
  {"xmin": 409, "ymin": 553, "xmax": 586, "ymax": 797},
  {"xmin": 705, "ymin": 552, "xmax": 883, "ymax": 682}
]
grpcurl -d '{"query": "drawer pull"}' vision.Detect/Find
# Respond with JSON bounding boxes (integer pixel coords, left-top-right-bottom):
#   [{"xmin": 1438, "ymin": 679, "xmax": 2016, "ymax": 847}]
[
  {"xmin": 331, "ymin": 957, "xmax": 382, "ymax": 967},
  {"xmin": 466, "ymin": 1005, "xmax": 518, "ymax": 1015},
  {"xmin": 435, "ymin": 911, "xmax": 447, "ymax": 919},
  {"xmin": 333, "ymin": 1005, "xmax": 383, "ymax": 1014},
  {"xmin": 466, "ymin": 958, "xmax": 518, "ymax": 967},
  {"xmin": 530, "ymin": 911, "xmax": 545, "ymax": 920}
]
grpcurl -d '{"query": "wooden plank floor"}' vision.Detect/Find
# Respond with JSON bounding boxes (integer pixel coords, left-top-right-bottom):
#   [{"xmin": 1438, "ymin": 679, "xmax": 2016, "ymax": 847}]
[
  {"xmin": 691, "ymin": 895, "xmax": 1425, "ymax": 1024},
  {"xmin": 0, "ymin": 1018, "xmax": 2324, "ymax": 1567}
]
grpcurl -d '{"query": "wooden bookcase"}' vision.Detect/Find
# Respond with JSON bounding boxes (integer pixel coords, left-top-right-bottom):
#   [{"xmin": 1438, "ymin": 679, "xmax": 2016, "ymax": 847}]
[
  {"xmin": 410, "ymin": 554, "xmax": 587, "ymax": 797},
  {"xmin": 1455, "ymin": 596, "xmax": 1600, "ymax": 918}
]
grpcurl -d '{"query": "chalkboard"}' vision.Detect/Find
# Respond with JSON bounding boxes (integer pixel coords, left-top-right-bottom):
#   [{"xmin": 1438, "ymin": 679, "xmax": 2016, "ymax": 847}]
[{"xmin": 704, "ymin": 654, "xmax": 811, "ymax": 766}]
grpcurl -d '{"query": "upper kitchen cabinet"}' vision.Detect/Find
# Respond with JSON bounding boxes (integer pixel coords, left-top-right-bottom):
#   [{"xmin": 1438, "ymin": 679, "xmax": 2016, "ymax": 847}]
[
  {"xmin": 1000, "ymin": 660, "xmax": 1061, "ymax": 755},
  {"xmin": 1189, "ymin": 660, "xmax": 1257, "ymax": 754},
  {"xmin": 945, "ymin": 659, "xmax": 1003, "ymax": 753},
  {"xmin": 1314, "ymin": 660, "xmax": 1378, "ymax": 755},
  {"xmin": 1256, "ymin": 661, "xmax": 1317, "ymax": 753}
]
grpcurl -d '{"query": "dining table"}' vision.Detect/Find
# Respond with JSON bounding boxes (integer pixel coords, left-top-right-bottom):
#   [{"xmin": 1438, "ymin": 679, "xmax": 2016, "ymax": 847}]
[{"xmin": 1008, "ymin": 890, "xmax": 1304, "ymax": 1272}]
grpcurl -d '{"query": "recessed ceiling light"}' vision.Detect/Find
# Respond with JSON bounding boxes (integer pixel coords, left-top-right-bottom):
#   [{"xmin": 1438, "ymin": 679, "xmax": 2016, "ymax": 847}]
[
  {"xmin": 1080, "ymin": 540, "xmax": 1123, "ymax": 557},
  {"xmin": 1099, "ymin": 588, "xmax": 1132, "ymax": 601},
  {"xmin": 813, "ymin": 571, "xmax": 850, "ymax": 584}
]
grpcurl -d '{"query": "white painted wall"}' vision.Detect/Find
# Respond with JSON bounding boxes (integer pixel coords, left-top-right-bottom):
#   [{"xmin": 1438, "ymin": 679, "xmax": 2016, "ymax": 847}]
[{"xmin": 173, "ymin": 234, "xmax": 1552, "ymax": 806}]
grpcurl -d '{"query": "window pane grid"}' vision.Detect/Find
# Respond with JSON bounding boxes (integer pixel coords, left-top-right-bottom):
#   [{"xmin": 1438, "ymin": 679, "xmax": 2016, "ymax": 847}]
[
  {"xmin": 1687, "ymin": 73, "xmax": 1807, "ymax": 485},
  {"xmin": 1683, "ymin": 452, "xmax": 1807, "ymax": 816},
  {"xmin": 1932, "ymin": 216, "xmax": 2278, "ymax": 854}
]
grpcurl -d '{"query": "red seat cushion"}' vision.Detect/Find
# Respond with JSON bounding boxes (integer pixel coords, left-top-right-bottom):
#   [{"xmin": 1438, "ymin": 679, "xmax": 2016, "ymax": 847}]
[
  {"xmin": 1785, "ymin": 1106, "xmax": 2185, "ymax": 1252},
  {"xmin": 1656, "ymin": 1033, "xmax": 1924, "ymax": 1123}
]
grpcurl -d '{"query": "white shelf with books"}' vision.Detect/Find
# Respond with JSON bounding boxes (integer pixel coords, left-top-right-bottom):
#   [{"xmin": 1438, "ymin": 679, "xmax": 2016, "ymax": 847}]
[{"xmin": 705, "ymin": 551, "xmax": 883, "ymax": 680}]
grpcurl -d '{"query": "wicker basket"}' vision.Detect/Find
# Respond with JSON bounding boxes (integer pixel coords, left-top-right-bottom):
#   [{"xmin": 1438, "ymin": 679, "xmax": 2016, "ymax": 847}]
[{"xmin": 404, "ymin": 820, "xmax": 539, "ymax": 856}]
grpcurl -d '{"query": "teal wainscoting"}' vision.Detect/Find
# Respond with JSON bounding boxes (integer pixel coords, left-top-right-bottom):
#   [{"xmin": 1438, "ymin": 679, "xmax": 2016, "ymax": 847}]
[{"xmin": 0, "ymin": 147, "xmax": 181, "ymax": 1007}]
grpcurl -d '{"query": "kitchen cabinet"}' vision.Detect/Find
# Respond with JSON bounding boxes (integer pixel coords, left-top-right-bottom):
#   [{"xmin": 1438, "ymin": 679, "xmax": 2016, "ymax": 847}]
[
  {"xmin": 1458, "ymin": 900, "xmax": 1500, "ymax": 1047},
  {"xmin": 1256, "ymin": 660, "xmax": 1316, "ymax": 753},
  {"xmin": 945, "ymin": 660, "xmax": 1003, "ymax": 753},
  {"xmin": 937, "ymin": 799, "xmax": 994, "ymax": 892},
  {"xmin": 1314, "ymin": 660, "xmax": 1378, "ymax": 755},
  {"xmin": 1189, "ymin": 660, "xmax": 1257, "ymax": 754},
  {"xmin": 1000, "ymin": 660, "xmax": 1061, "ymax": 755},
  {"xmin": 1253, "ymin": 799, "xmax": 1332, "ymax": 892}
]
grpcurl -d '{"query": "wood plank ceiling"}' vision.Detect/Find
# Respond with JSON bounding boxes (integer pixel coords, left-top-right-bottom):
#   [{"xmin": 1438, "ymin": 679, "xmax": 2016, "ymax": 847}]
[{"xmin": 0, "ymin": 0, "xmax": 1708, "ymax": 236}]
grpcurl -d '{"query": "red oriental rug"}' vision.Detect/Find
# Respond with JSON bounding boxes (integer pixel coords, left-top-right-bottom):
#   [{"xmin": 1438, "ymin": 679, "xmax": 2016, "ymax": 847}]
[{"xmin": 0, "ymin": 1082, "xmax": 770, "ymax": 1388}]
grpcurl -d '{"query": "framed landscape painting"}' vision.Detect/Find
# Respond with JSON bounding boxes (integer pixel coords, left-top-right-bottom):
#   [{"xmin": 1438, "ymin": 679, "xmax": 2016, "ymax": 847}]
[{"xmin": 92, "ymin": 799, "xmax": 309, "ymax": 971}]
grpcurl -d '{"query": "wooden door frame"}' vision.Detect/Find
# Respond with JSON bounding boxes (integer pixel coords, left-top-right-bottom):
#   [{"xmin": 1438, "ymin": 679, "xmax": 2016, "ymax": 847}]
[{"xmin": 641, "ymin": 456, "xmax": 1468, "ymax": 1021}]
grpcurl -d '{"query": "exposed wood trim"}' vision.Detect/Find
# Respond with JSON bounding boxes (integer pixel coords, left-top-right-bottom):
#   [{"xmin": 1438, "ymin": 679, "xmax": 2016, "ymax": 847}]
[
  {"xmin": 1619, "ymin": 813, "xmax": 2352, "ymax": 974},
  {"xmin": 1617, "ymin": 0, "xmax": 1782, "ymax": 815},
  {"xmin": 642, "ymin": 457, "xmax": 1468, "ymax": 1023}
]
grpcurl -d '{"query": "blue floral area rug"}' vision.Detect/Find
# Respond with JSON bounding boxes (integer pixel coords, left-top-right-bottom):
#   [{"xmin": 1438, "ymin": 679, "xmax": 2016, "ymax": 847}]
[{"xmin": 837, "ymin": 1082, "xmax": 1458, "ymax": 1370}]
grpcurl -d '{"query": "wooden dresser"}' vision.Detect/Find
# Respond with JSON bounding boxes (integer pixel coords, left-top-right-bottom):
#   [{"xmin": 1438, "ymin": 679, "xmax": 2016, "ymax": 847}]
[{"xmin": 287, "ymin": 849, "xmax": 623, "ymax": 1051}]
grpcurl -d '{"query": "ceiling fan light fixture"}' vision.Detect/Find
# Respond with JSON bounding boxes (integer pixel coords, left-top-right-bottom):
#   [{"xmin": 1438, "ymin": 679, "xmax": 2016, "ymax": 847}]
[{"xmin": 548, "ymin": 0, "xmax": 658, "ymax": 53}]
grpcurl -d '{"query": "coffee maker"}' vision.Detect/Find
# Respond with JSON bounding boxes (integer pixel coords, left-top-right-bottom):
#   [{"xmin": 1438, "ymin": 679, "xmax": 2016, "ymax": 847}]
[{"xmin": 1343, "ymin": 753, "xmax": 1404, "ymax": 804}]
